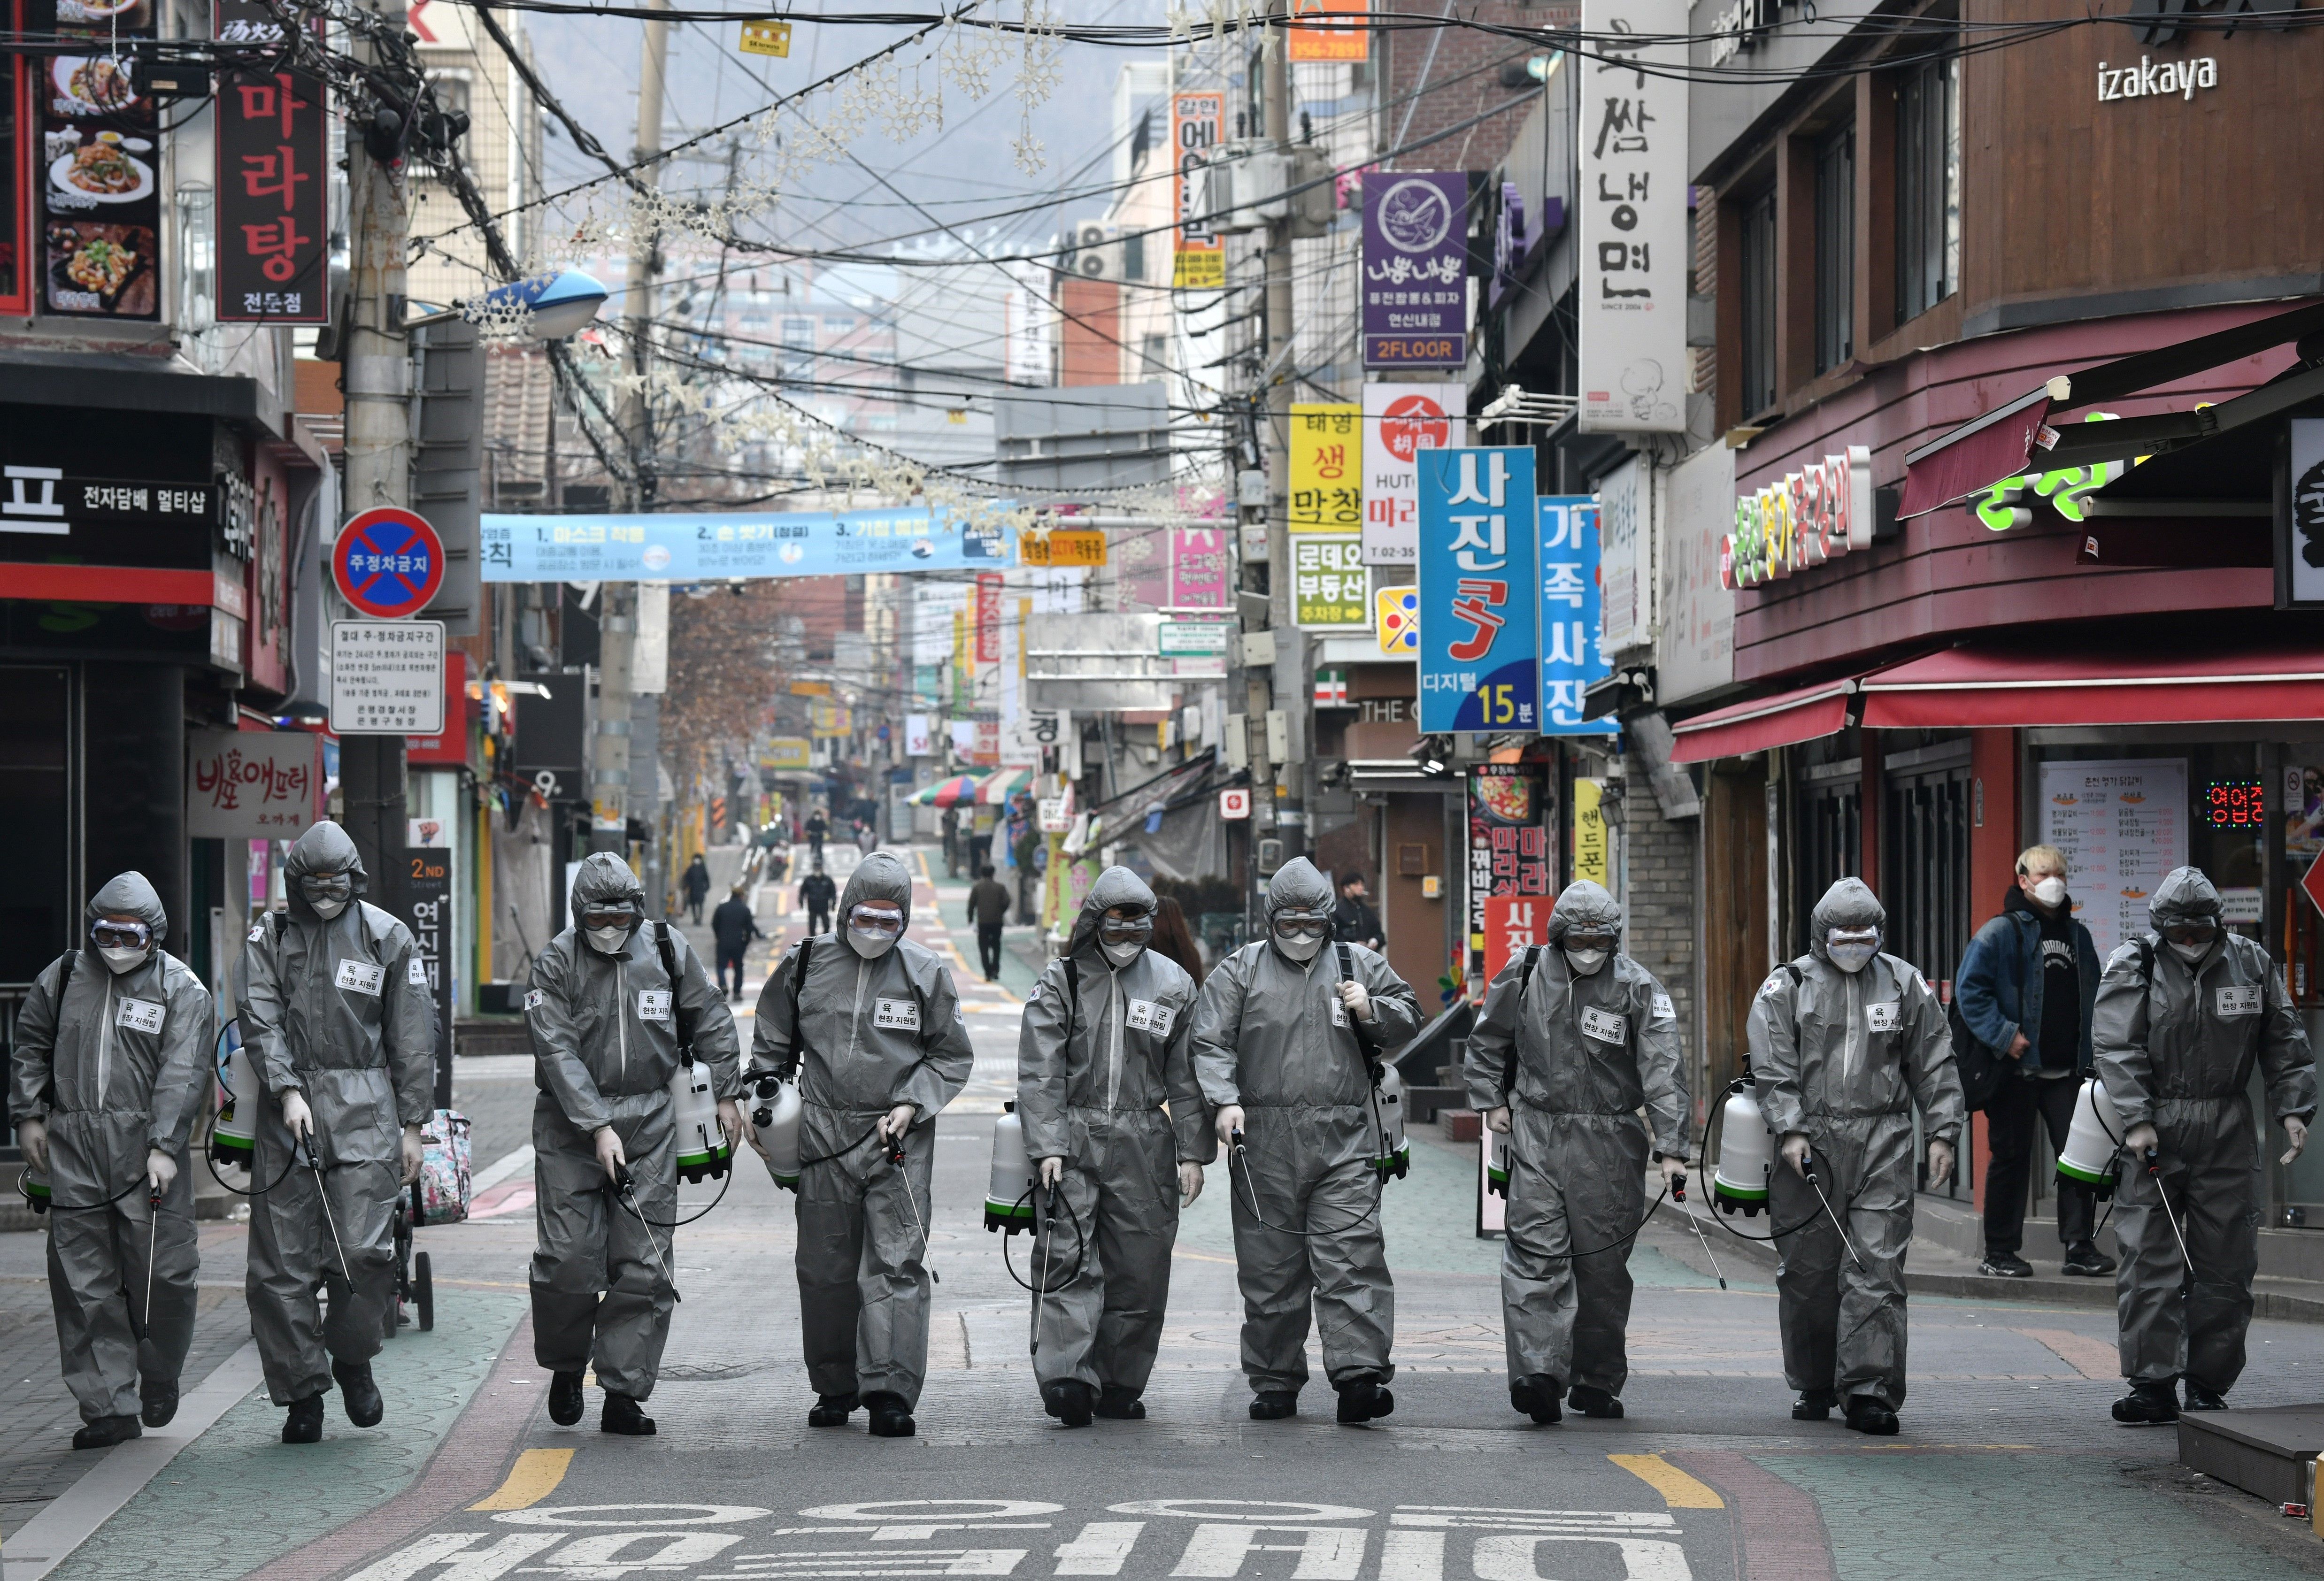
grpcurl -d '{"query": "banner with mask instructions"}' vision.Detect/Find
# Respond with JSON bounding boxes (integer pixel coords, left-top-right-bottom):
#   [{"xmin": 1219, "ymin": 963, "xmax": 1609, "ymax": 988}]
[{"xmin": 1467, "ymin": 763, "xmax": 1554, "ymax": 990}]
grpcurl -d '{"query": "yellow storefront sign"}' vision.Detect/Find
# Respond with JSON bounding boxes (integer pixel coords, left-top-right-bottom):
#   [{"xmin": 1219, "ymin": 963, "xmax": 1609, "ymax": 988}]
[{"xmin": 1289, "ymin": 404, "xmax": 1362, "ymax": 533}]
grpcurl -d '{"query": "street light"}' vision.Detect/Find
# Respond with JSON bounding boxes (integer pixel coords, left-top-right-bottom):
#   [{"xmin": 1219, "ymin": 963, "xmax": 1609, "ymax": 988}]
[{"xmin": 408, "ymin": 268, "xmax": 611, "ymax": 340}]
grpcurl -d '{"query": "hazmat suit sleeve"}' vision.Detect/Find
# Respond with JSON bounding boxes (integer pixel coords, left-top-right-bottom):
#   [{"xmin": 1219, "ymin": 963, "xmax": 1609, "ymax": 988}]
[
  {"xmin": 1190, "ymin": 947, "xmax": 1252, "ymax": 1108},
  {"xmin": 1016, "ymin": 960, "xmax": 1075, "ymax": 1161},
  {"xmin": 1462, "ymin": 949, "xmax": 1529, "ymax": 1112},
  {"xmin": 669, "ymin": 925, "xmax": 744, "ymax": 1099},
  {"xmin": 376, "ymin": 915, "xmax": 437, "ymax": 1126},
  {"xmin": 2259, "ymin": 952, "xmax": 2319, "ymax": 1123},
  {"xmin": 2091, "ymin": 942, "xmax": 2158, "ymax": 1128},
  {"xmin": 1351, "ymin": 946, "xmax": 1422, "ymax": 1050},
  {"xmin": 1747, "ymin": 966, "xmax": 1809, "ymax": 1138},
  {"xmin": 899, "ymin": 952, "xmax": 975, "ymax": 1120},
  {"xmin": 1635, "ymin": 969, "xmax": 1691, "ymax": 1159},
  {"xmin": 146, "ymin": 960, "xmax": 215, "ymax": 1155},
  {"xmin": 529, "ymin": 942, "xmax": 613, "ymax": 1134},
  {"xmin": 6, "ymin": 954, "xmax": 64, "ymax": 1123},
  {"xmin": 1163, "ymin": 977, "xmax": 1214, "ymax": 1163},
  {"xmin": 1898, "ymin": 962, "xmax": 1965, "ymax": 1144},
  {"xmin": 750, "ymin": 942, "xmax": 804, "ymax": 1079},
  {"xmin": 238, "ymin": 918, "xmax": 300, "ymax": 1096}
]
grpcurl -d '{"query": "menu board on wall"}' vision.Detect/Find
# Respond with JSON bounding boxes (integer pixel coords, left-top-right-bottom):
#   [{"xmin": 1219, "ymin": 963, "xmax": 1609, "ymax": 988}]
[
  {"xmin": 1467, "ymin": 763, "xmax": 1554, "ymax": 990},
  {"xmin": 42, "ymin": 0, "xmax": 162, "ymax": 319},
  {"xmin": 2039, "ymin": 757, "xmax": 2189, "ymax": 962}
]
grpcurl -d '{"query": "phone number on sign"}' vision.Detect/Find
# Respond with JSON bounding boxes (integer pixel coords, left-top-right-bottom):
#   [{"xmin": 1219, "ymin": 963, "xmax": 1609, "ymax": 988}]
[{"xmin": 1368, "ymin": 337, "xmax": 1462, "ymax": 362}]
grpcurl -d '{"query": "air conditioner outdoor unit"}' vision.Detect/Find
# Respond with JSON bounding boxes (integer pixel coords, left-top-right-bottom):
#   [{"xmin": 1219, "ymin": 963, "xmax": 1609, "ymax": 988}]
[{"xmin": 1069, "ymin": 221, "xmax": 1120, "ymax": 280}]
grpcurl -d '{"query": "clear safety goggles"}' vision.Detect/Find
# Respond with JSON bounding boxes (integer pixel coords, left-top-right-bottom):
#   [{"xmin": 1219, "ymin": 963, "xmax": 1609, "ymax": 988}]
[
  {"xmin": 1100, "ymin": 908, "xmax": 1154, "ymax": 944},
  {"xmin": 300, "ymin": 874, "xmax": 353, "ymax": 904},
  {"xmin": 1561, "ymin": 930, "xmax": 1619, "ymax": 954},
  {"xmin": 1272, "ymin": 913, "xmax": 1330, "ymax": 942},
  {"xmin": 89, "ymin": 919, "xmax": 152, "ymax": 952},
  {"xmin": 2161, "ymin": 917, "xmax": 2221, "ymax": 946},
  {"xmin": 580, "ymin": 905, "xmax": 640, "ymax": 932},
  {"xmin": 1827, "ymin": 927, "xmax": 1881, "ymax": 952},
  {"xmin": 848, "ymin": 906, "xmax": 905, "ymax": 938}
]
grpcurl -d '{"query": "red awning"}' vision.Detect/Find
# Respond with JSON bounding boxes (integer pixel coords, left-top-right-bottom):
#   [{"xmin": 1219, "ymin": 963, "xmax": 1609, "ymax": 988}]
[
  {"xmin": 1858, "ymin": 644, "xmax": 2324, "ymax": 729},
  {"xmin": 0, "ymin": 564, "xmax": 223, "ymax": 605},
  {"xmin": 1669, "ymin": 679, "xmax": 1857, "ymax": 764},
  {"xmin": 1898, "ymin": 384, "xmax": 2057, "ymax": 519}
]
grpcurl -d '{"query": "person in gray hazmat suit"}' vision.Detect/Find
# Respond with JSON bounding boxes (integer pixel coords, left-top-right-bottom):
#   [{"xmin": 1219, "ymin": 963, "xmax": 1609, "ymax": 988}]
[
  {"xmin": 526, "ymin": 852, "xmax": 743, "ymax": 1435},
  {"xmin": 2094, "ymin": 866, "xmax": 2316, "ymax": 1424},
  {"xmin": 1017, "ymin": 867, "xmax": 1212, "ymax": 1427},
  {"xmin": 1463, "ymin": 880, "xmax": 1688, "ymax": 1425},
  {"xmin": 1747, "ymin": 877, "xmax": 1964, "ymax": 1436},
  {"xmin": 237, "ymin": 821, "xmax": 435, "ymax": 1444},
  {"xmin": 748, "ymin": 851, "xmax": 974, "ymax": 1438},
  {"xmin": 10, "ymin": 874, "xmax": 211, "ymax": 1448},
  {"xmin": 1192, "ymin": 858, "xmax": 1422, "ymax": 1424}
]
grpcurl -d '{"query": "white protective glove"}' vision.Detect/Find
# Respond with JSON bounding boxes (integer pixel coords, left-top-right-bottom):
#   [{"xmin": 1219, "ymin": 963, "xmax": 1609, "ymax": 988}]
[
  {"xmin": 593, "ymin": 1125, "xmax": 627, "ymax": 1182},
  {"xmin": 1338, "ymin": 978, "xmax": 1373, "ymax": 1023},
  {"xmin": 1927, "ymin": 1138, "xmax": 1956, "ymax": 1188},
  {"xmin": 1781, "ymin": 1132, "xmax": 1812, "ymax": 1176},
  {"xmin": 1039, "ymin": 1156, "xmax": 1064, "ymax": 1189},
  {"xmin": 401, "ymin": 1124, "xmax": 425, "ymax": 1186},
  {"xmin": 2284, "ymin": 1116, "xmax": 2310, "ymax": 1166},
  {"xmin": 1178, "ymin": 1161, "xmax": 1204, "ymax": 1206},
  {"xmin": 16, "ymin": 1119, "xmax": 48, "ymax": 1174},
  {"xmin": 145, "ymin": 1149, "xmax": 177, "ymax": 1193},
  {"xmin": 2124, "ymin": 1121, "xmax": 2160, "ymax": 1159},
  {"xmin": 1215, "ymin": 1104, "xmax": 1247, "ymax": 1148},
  {"xmin": 877, "ymin": 1103, "xmax": 917, "ymax": 1145},
  {"xmin": 279, "ymin": 1090, "xmax": 314, "ymax": 1142},
  {"xmin": 1485, "ymin": 1106, "xmax": 1513, "ymax": 1135}
]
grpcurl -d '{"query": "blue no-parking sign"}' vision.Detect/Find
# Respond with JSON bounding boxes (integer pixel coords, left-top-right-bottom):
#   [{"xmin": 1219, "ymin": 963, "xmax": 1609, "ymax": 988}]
[{"xmin": 333, "ymin": 507, "xmax": 445, "ymax": 619}]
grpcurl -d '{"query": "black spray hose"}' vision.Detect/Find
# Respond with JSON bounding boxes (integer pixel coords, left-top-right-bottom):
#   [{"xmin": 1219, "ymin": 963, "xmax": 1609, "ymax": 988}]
[
  {"xmin": 204, "ymin": 1143, "xmax": 302, "ymax": 1198},
  {"xmin": 1228, "ymin": 1134, "xmax": 1383, "ymax": 1240},
  {"xmin": 18, "ymin": 1169, "xmax": 150, "ymax": 1215},
  {"xmin": 613, "ymin": 1159, "xmax": 736, "ymax": 1229},
  {"xmin": 1001, "ymin": 1179, "xmax": 1091, "ymax": 1295},
  {"xmin": 1492, "ymin": 1130, "xmax": 1673, "ymax": 1261}
]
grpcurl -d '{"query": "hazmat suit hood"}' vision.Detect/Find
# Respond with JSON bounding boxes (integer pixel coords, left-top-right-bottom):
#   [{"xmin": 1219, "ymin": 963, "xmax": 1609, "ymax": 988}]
[
  {"xmin": 1542, "ymin": 879, "xmax": 1621, "ymax": 945},
  {"xmin": 568, "ymin": 851, "xmax": 646, "ymax": 933},
  {"xmin": 282, "ymin": 821, "xmax": 367, "ymax": 921},
  {"xmin": 85, "ymin": 870, "xmax": 168, "ymax": 942},
  {"xmin": 1066, "ymin": 866, "xmax": 1157, "ymax": 959},
  {"xmin": 838, "ymin": 851, "xmax": 914, "ymax": 929},
  {"xmin": 1263, "ymin": 858, "xmax": 1333, "ymax": 920},
  {"xmin": 1806, "ymin": 878, "xmax": 1886, "ymax": 961},
  {"xmin": 2148, "ymin": 866, "xmax": 2223, "ymax": 930}
]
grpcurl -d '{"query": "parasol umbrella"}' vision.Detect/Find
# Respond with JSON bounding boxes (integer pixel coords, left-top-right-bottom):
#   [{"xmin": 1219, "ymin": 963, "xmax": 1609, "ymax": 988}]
[{"xmin": 909, "ymin": 774, "xmax": 985, "ymax": 808}]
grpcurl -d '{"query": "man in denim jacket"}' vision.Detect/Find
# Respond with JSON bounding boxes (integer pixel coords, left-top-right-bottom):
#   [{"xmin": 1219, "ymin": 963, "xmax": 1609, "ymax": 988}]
[{"xmin": 1956, "ymin": 845, "xmax": 2107, "ymax": 1278}]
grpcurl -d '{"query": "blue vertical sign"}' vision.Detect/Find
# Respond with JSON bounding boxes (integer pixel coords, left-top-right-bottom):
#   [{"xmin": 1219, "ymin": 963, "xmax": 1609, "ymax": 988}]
[
  {"xmin": 1539, "ymin": 496, "xmax": 1616, "ymax": 734},
  {"xmin": 1418, "ymin": 447, "xmax": 1539, "ymax": 732}
]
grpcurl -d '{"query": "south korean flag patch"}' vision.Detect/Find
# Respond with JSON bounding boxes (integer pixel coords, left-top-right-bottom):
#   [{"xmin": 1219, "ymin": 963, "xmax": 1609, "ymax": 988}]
[{"xmin": 524, "ymin": 988, "xmax": 546, "ymax": 1013}]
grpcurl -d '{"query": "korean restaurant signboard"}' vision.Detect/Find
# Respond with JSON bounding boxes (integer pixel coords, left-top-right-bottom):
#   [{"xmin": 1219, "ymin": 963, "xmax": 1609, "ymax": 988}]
[
  {"xmin": 1362, "ymin": 171, "xmax": 1468, "ymax": 368},
  {"xmin": 216, "ymin": 0, "xmax": 331, "ymax": 323},
  {"xmin": 43, "ymin": 0, "xmax": 164, "ymax": 319},
  {"xmin": 1576, "ymin": 0, "xmax": 1687, "ymax": 434}
]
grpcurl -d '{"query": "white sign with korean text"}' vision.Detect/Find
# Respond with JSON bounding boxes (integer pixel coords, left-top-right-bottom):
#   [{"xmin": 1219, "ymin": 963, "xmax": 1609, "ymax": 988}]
[
  {"xmin": 1598, "ymin": 455, "xmax": 1653, "ymax": 652},
  {"xmin": 330, "ymin": 621, "xmax": 445, "ymax": 736},
  {"xmin": 187, "ymin": 728, "xmax": 323, "ymax": 839},
  {"xmin": 1578, "ymin": 0, "xmax": 1689, "ymax": 434},
  {"xmin": 1658, "ymin": 441, "xmax": 1735, "ymax": 706},
  {"xmin": 1361, "ymin": 382, "xmax": 1467, "ymax": 566},
  {"xmin": 2039, "ymin": 757, "xmax": 2189, "ymax": 963}
]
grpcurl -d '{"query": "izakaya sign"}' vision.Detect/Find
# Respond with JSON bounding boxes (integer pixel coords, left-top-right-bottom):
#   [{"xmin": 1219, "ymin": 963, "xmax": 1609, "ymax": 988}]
[{"xmin": 1724, "ymin": 445, "xmax": 1871, "ymax": 588}]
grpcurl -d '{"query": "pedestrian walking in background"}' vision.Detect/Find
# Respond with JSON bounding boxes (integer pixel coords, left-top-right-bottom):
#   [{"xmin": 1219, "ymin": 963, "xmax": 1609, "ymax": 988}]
[
  {"xmin": 800, "ymin": 862, "xmax": 837, "ymax": 936},
  {"xmin": 1331, "ymin": 873, "xmax": 1384, "ymax": 952},
  {"xmin": 967, "ymin": 864, "xmax": 1011, "ymax": 982},
  {"xmin": 711, "ymin": 883, "xmax": 763, "ymax": 1000},
  {"xmin": 1149, "ymin": 896, "xmax": 1208, "ymax": 986},
  {"xmin": 681, "ymin": 854, "xmax": 712, "ymax": 927},
  {"xmin": 9, "ymin": 873, "xmax": 211, "ymax": 1450},
  {"xmin": 1956, "ymin": 845, "xmax": 2111, "ymax": 1278}
]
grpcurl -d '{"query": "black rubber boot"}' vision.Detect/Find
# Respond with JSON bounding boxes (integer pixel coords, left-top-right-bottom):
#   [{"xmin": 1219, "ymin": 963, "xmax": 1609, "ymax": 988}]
[
  {"xmin": 865, "ymin": 1392, "xmax": 916, "ymax": 1438},
  {"xmin": 2112, "ymin": 1381, "xmax": 2179, "ymax": 1426},
  {"xmin": 1248, "ymin": 1391, "xmax": 1298, "ymax": 1421},
  {"xmin": 1042, "ymin": 1379, "xmax": 1094, "ymax": 1428},
  {"xmin": 1844, "ymin": 1395, "xmax": 1899, "ymax": 1436},
  {"xmin": 1509, "ymin": 1374, "xmax": 1563, "ymax": 1425},
  {"xmin": 2182, "ymin": 1378, "xmax": 2229, "ymax": 1412},
  {"xmin": 1335, "ymin": 1375, "xmax": 1394, "ymax": 1425},
  {"xmin": 140, "ymin": 1376, "xmax": 179, "ymax": 1429},
  {"xmin": 333, "ymin": 1361, "xmax": 384, "ymax": 1428},
  {"xmin": 549, "ymin": 1371, "xmax": 586, "ymax": 1427},
  {"xmin": 1566, "ymin": 1385, "xmax": 1624, "ymax": 1419},
  {"xmin": 1791, "ymin": 1387, "xmax": 1839, "ymax": 1422},
  {"xmin": 282, "ymin": 1395, "xmax": 325, "ymax": 1444},
  {"xmin": 808, "ymin": 1391, "xmax": 859, "ymax": 1428},
  {"xmin": 73, "ymin": 1414, "xmax": 143, "ymax": 1450},
  {"xmin": 601, "ymin": 1392, "xmax": 658, "ymax": 1435},
  {"xmin": 1094, "ymin": 1386, "xmax": 1146, "ymax": 1420}
]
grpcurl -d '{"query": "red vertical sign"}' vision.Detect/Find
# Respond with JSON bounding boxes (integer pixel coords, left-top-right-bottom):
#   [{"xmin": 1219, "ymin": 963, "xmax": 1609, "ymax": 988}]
[
  {"xmin": 1483, "ymin": 894, "xmax": 1548, "ymax": 983},
  {"xmin": 974, "ymin": 572, "xmax": 1002, "ymax": 666},
  {"xmin": 215, "ymin": 0, "xmax": 330, "ymax": 324}
]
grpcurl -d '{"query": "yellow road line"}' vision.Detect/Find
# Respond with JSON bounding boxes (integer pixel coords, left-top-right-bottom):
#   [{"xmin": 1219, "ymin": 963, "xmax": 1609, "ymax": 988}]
[
  {"xmin": 469, "ymin": 1448, "xmax": 576, "ymax": 1511},
  {"xmin": 1608, "ymin": 1452, "xmax": 1724, "ymax": 1509}
]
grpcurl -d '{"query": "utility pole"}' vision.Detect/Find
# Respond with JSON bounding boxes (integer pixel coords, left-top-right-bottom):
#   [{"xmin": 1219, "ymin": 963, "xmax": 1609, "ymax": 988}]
[
  {"xmin": 339, "ymin": 0, "xmax": 412, "ymax": 888},
  {"xmin": 593, "ymin": 0, "xmax": 669, "ymax": 859},
  {"xmin": 1262, "ymin": 8, "xmax": 1305, "ymax": 865}
]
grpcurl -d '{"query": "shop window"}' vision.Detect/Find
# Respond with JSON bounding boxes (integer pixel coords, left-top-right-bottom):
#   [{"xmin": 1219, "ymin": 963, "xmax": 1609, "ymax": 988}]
[
  {"xmin": 1895, "ymin": 54, "xmax": 1960, "ymax": 325},
  {"xmin": 1814, "ymin": 122, "xmax": 1854, "ymax": 375},
  {"xmin": 0, "ymin": 37, "xmax": 23, "ymax": 315},
  {"xmin": 1736, "ymin": 187, "xmax": 1777, "ymax": 417},
  {"xmin": 1796, "ymin": 759, "xmax": 1862, "ymax": 944}
]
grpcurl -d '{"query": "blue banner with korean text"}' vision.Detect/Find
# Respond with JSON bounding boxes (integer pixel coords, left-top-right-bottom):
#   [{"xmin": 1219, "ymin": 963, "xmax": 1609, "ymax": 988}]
[
  {"xmin": 479, "ymin": 506, "xmax": 1012, "ymax": 582},
  {"xmin": 1417, "ymin": 446, "xmax": 1539, "ymax": 733},
  {"xmin": 1539, "ymin": 495, "xmax": 1616, "ymax": 734}
]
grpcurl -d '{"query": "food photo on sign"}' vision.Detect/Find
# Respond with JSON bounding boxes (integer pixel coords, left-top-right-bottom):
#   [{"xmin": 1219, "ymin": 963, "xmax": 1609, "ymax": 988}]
[{"xmin": 41, "ymin": 0, "xmax": 160, "ymax": 320}]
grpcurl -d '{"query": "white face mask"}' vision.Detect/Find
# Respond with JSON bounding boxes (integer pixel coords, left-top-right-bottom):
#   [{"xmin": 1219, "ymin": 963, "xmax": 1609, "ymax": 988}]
[
  {"xmin": 1827, "ymin": 932, "xmax": 1880, "ymax": 973},
  {"xmin": 2169, "ymin": 939, "xmax": 2211, "ymax": 964},
  {"xmin": 1274, "ymin": 932, "xmax": 1324, "ymax": 964},
  {"xmin": 308, "ymin": 897, "xmax": 347, "ymax": 920},
  {"xmin": 2033, "ymin": 876, "xmax": 2068, "ymax": 908},
  {"xmin": 100, "ymin": 945, "xmax": 150, "ymax": 975},
  {"xmin": 1564, "ymin": 947, "xmax": 1609, "ymax": 975},
  {"xmin": 847, "ymin": 926, "xmax": 897, "ymax": 959},
  {"xmin": 1102, "ymin": 940, "xmax": 1143, "ymax": 968},
  {"xmin": 586, "ymin": 925, "xmax": 631, "ymax": 955}
]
